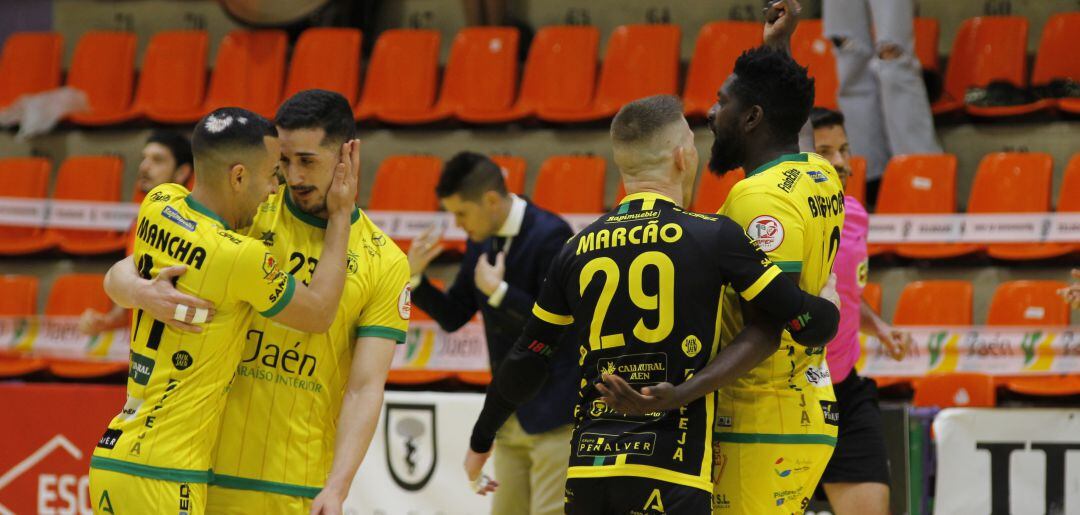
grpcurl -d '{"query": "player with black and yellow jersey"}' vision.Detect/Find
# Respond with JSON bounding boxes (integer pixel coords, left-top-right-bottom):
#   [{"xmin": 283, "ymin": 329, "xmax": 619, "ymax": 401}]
[
  {"xmin": 464, "ymin": 96, "xmax": 839, "ymax": 514},
  {"xmin": 705, "ymin": 2, "xmax": 846, "ymax": 512},
  {"xmin": 90, "ymin": 108, "xmax": 360, "ymax": 515}
]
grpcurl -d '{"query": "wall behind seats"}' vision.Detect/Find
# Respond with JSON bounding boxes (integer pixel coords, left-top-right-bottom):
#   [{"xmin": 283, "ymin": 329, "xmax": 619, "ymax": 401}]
[{"xmin": 51, "ymin": 0, "xmax": 241, "ymax": 66}]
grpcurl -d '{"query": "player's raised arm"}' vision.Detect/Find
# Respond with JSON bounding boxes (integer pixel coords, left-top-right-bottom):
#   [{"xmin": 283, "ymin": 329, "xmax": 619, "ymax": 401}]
[{"xmin": 262, "ymin": 140, "xmax": 360, "ymax": 333}]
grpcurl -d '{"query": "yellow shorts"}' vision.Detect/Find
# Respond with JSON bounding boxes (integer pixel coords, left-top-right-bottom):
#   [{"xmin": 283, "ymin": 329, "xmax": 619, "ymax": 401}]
[
  {"xmin": 711, "ymin": 439, "xmax": 834, "ymax": 514},
  {"xmin": 206, "ymin": 486, "xmax": 313, "ymax": 514},
  {"xmin": 89, "ymin": 467, "xmax": 207, "ymax": 514}
]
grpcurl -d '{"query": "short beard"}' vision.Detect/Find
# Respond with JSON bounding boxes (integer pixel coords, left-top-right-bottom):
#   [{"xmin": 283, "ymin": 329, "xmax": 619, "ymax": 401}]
[{"xmin": 708, "ymin": 136, "xmax": 743, "ymax": 176}]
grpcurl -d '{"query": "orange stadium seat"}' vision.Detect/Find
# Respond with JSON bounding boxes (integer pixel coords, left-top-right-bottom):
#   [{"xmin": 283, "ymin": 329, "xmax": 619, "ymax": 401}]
[
  {"xmin": 134, "ymin": 31, "xmax": 208, "ymax": 123},
  {"xmin": 285, "ymin": 28, "xmax": 362, "ymax": 107},
  {"xmin": 791, "ymin": 20, "xmax": 838, "ymax": 109},
  {"xmin": 683, "ymin": 21, "xmax": 762, "ymax": 118},
  {"xmin": 368, "ymin": 156, "xmax": 442, "ymax": 251},
  {"xmin": 913, "ymin": 17, "xmax": 940, "ymax": 72},
  {"xmin": 368, "ymin": 156, "xmax": 442, "ymax": 211},
  {"xmin": 525, "ymin": 26, "xmax": 600, "ymax": 122},
  {"xmin": 45, "ymin": 274, "xmax": 112, "ymax": 316},
  {"xmin": 893, "ymin": 280, "xmax": 973, "ymax": 326},
  {"xmin": 989, "ymin": 279, "xmax": 1076, "ymax": 396},
  {"xmin": 0, "ymin": 32, "xmax": 62, "ymax": 109},
  {"xmin": 491, "ymin": 155, "xmax": 526, "ymax": 195},
  {"xmin": 0, "ymin": 275, "xmax": 37, "ymax": 316},
  {"xmin": 532, "ymin": 156, "xmax": 607, "ymax": 213},
  {"xmin": 200, "ymin": 30, "xmax": 287, "ymax": 119},
  {"xmin": 544, "ymin": 24, "xmax": 680, "ymax": 122},
  {"xmin": 1033, "ymin": 13, "xmax": 1080, "ymax": 114},
  {"xmin": 44, "ymin": 274, "xmax": 126, "ymax": 379},
  {"xmin": 1057, "ymin": 156, "xmax": 1080, "ymax": 251},
  {"xmin": 690, "ymin": 167, "xmax": 744, "ymax": 214},
  {"xmin": 987, "ymin": 281, "xmax": 1070, "ymax": 327},
  {"xmin": 441, "ymin": 27, "xmax": 522, "ymax": 123},
  {"xmin": 0, "ymin": 157, "xmax": 55, "ymax": 255},
  {"xmin": 913, "ymin": 373, "xmax": 996, "ymax": 408},
  {"xmin": 48, "ymin": 156, "xmax": 128, "ymax": 255},
  {"xmin": 935, "ymin": 17, "xmax": 1051, "ymax": 117},
  {"xmin": 873, "ymin": 154, "xmax": 971, "ymax": 259},
  {"xmin": 66, "ymin": 31, "xmax": 138, "ymax": 125},
  {"xmin": 357, "ymin": 29, "xmax": 443, "ymax": 123},
  {"xmin": 846, "ymin": 156, "xmax": 867, "ymax": 206},
  {"xmin": 0, "ymin": 275, "xmax": 46, "ymax": 378},
  {"xmin": 862, "ymin": 282, "xmax": 882, "ymax": 315},
  {"xmin": 968, "ymin": 153, "xmax": 1068, "ymax": 260}
]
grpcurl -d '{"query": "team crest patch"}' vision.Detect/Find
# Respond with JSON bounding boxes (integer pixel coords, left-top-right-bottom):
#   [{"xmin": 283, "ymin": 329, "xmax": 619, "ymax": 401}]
[
  {"xmin": 398, "ymin": 284, "xmax": 412, "ymax": 320},
  {"xmin": 262, "ymin": 253, "xmax": 279, "ymax": 280},
  {"xmin": 385, "ymin": 403, "xmax": 437, "ymax": 491},
  {"xmin": 747, "ymin": 215, "xmax": 784, "ymax": 252},
  {"xmin": 807, "ymin": 170, "xmax": 829, "ymax": 183}
]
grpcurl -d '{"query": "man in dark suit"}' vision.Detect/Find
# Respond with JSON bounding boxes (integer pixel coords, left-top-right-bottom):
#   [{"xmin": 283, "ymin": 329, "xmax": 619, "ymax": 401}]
[{"xmin": 408, "ymin": 152, "xmax": 577, "ymax": 515}]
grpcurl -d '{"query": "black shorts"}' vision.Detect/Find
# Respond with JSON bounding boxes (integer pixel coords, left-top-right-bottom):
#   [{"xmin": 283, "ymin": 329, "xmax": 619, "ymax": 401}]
[
  {"xmin": 819, "ymin": 371, "xmax": 891, "ymax": 485},
  {"xmin": 565, "ymin": 476, "xmax": 711, "ymax": 515}
]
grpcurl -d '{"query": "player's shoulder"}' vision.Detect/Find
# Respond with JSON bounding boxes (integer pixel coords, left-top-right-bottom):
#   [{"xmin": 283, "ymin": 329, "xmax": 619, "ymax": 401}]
[{"xmin": 354, "ymin": 208, "xmax": 408, "ymax": 263}]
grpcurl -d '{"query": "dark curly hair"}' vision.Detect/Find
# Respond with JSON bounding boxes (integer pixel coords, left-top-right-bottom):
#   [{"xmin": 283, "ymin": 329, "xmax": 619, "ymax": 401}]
[
  {"xmin": 730, "ymin": 46, "xmax": 815, "ymax": 139},
  {"xmin": 275, "ymin": 89, "xmax": 356, "ymax": 147}
]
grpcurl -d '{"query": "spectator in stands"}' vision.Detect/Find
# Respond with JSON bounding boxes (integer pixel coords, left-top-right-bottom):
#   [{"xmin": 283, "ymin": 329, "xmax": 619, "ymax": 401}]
[
  {"xmin": 77, "ymin": 131, "xmax": 192, "ymax": 336},
  {"xmin": 218, "ymin": 0, "xmax": 381, "ymax": 48},
  {"xmin": 407, "ymin": 152, "xmax": 577, "ymax": 515},
  {"xmin": 823, "ymin": 0, "xmax": 941, "ymax": 204},
  {"xmin": 1061, "ymin": 269, "xmax": 1080, "ymax": 309},
  {"xmin": 811, "ymin": 106, "xmax": 909, "ymax": 515}
]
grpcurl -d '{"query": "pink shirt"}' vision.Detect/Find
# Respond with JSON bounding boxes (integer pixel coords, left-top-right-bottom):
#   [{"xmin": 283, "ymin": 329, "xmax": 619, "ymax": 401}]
[{"xmin": 826, "ymin": 196, "xmax": 868, "ymax": 383}]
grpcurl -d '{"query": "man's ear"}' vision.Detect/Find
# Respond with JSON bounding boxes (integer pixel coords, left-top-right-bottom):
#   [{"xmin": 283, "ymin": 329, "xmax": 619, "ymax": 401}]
[
  {"xmin": 744, "ymin": 105, "xmax": 764, "ymax": 133},
  {"xmin": 174, "ymin": 164, "xmax": 193, "ymax": 187},
  {"xmin": 228, "ymin": 163, "xmax": 246, "ymax": 193},
  {"xmin": 673, "ymin": 145, "xmax": 687, "ymax": 173},
  {"xmin": 482, "ymin": 190, "xmax": 502, "ymax": 210}
]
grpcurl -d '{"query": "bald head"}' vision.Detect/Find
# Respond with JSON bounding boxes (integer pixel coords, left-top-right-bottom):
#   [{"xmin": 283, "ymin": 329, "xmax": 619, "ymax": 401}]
[{"xmin": 610, "ymin": 95, "xmax": 693, "ymax": 179}]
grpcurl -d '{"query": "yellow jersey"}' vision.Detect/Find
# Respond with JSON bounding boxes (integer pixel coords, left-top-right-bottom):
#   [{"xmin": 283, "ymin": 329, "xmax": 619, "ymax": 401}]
[
  {"xmin": 91, "ymin": 183, "xmax": 295, "ymax": 483},
  {"xmin": 212, "ymin": 191, "xmax": 410, "ymax": 498},
  {"xmin": 716, "ymin": 152, "xmax": 845, "ymax": 440}
]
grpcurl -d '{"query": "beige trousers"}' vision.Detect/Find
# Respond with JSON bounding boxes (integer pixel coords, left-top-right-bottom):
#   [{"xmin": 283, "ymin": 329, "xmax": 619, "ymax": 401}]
[{"xmin": 492, "ymin": 415, "xmax": 574, "ymax": 515}]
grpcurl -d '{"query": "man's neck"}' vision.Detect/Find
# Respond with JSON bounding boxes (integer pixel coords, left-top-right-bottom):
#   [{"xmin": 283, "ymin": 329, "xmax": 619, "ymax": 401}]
[
  {"xmin": 493, "ymin": 194, "xmax": 514, "ymax": 229},
  {"xmin": 743, "ymin": 140, "xmax": 800, "ymax": 175},
  {"xmin": 622, "ymin": 179, "xmax": 685, "ymax": 208},
  {"xmin": 188, "ymin": 187, "xmax": 234, "ymax": 228}
]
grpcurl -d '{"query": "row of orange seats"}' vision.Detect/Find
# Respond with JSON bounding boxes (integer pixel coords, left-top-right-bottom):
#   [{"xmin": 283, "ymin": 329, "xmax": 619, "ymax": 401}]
[
  {"xmin": 2, "ymin": 13, "xmax": 1076, "ymax": 126},
  {"xmin": 867, "ymin": 279, "xmax": 1078, "ymax": 398},
  {"xmin": 0, "ymin": 273, "xmax": 128, "ymax": 379},
  {"xmin": 2, "ymin": 149, "xmax": 1078, "ymax": 257}
]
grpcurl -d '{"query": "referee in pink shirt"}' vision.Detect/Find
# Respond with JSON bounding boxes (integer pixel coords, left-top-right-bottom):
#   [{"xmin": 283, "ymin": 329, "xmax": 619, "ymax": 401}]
[{"xmin": 810, "ymin": 107, "xmax": 910, "ymax": 515}]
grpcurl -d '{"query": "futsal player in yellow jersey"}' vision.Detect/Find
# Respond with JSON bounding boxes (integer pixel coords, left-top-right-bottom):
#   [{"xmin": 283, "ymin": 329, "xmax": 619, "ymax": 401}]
[
  {"xmin": 104, "ymin": 91, "xmax": 408, "ymax": 514},
  {"xmin": 91, "ymin": 107, "xmax": 361, "ymax": 514},
  {"xmin": 704, "ymin": 2, "xmax": 845, "ymax": 512},
  {"xmin": 212, "ymin": 90, "xmax": 409, "ymax": 514}
]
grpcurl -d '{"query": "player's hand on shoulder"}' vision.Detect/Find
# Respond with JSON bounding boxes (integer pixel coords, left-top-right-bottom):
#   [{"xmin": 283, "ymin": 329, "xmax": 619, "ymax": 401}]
[
  {"xmin": 326, "ymin": 139, "xmax": 361, "ymax": 218},
  {"xmin": 596, "ymin": 374, "xmax": 680, "ymax": 416},
  {"xmin": 136, "ymin": 265, "xmax": 216, "ymax": 332},
  {"xmin": 820, "ymin": 273, "xmax": 840, "ymax": 310}
]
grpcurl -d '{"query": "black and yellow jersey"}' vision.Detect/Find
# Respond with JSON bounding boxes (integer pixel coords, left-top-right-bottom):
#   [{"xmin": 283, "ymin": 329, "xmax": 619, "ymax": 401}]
[
  {"xmin": 92, "ymin": 183, "xmax": 294, "ymax": 483},
  {"xmin": 529, "ymin": 192, "xmax": 786, "ymax": 493}
]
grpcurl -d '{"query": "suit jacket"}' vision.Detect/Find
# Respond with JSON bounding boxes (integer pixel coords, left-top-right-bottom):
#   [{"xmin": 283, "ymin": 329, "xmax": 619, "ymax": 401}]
[{"xmin": 411, "ymin": 201, "xmax": 579, "ymax": 434}]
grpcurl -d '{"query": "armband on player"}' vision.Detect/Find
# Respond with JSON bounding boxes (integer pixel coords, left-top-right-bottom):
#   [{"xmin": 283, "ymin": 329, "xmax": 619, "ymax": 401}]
[
  {"xmin": 469, "ymin": 328, "xmax": 557, "ymax": 452},
  {"xmin": 785, "ymin": 294, "xmax": 840, "ymax": 347}
]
